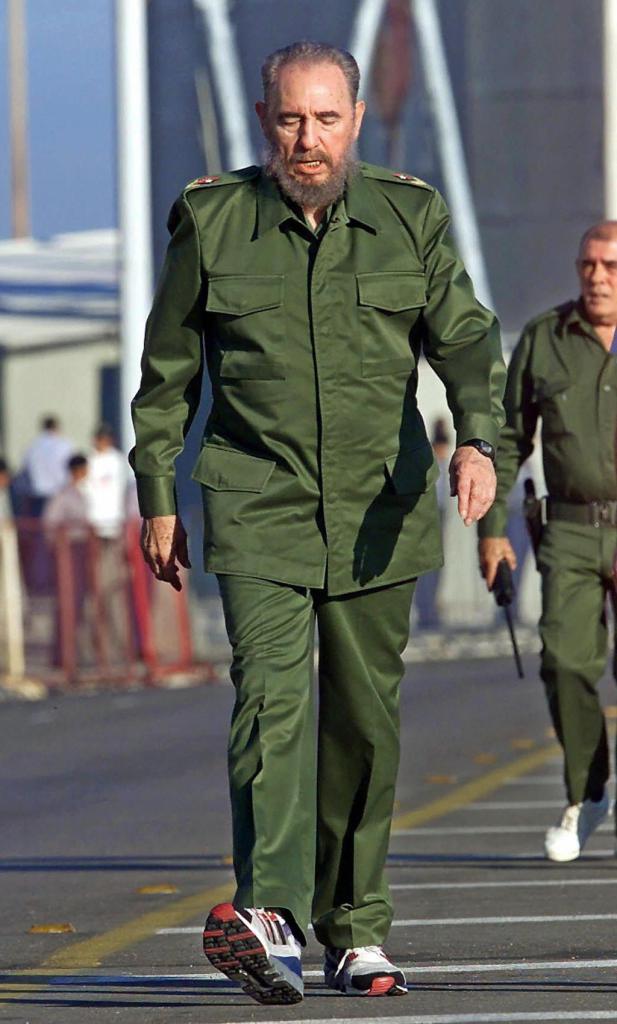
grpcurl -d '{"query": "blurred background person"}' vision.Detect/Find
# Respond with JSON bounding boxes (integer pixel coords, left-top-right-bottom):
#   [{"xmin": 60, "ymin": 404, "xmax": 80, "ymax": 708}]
[
  {"xmin": 43, "ymin": 453, "xmax": 90, "ymax": 542},
  {"xmin": 43, "ymin": 453, "xmax": 93, "ymax": 669},
  {"xmin": 86, "ymin": 424, "xmax": 130, "ymax": 662},
  {"xmin": 87, "ymin": 423, "xmax": 127, "ymax": 542},
  {"xmin": 20, "ymin": 415, "xmax": 75, "ymax": 517}
]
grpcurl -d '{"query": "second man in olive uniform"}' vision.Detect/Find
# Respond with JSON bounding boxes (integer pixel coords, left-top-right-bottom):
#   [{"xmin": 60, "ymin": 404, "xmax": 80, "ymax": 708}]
[
  {"xmin": 131, "ymin": 42, "xmax": 505, "ymax": 1003},
  {"xmin": 479, "ymin": 221, "xmax": 617, "ymax": 863}
]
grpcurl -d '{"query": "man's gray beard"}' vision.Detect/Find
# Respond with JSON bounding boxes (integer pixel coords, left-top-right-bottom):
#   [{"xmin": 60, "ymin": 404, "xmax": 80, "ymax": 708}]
[{"xmin": 264, "ymin": 143, "xmax": 358, "ymax": 210}]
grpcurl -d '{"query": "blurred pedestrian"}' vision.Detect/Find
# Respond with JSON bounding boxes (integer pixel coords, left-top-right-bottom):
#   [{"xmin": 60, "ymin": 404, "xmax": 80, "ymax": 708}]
[
  {"xmin": 130, "ymin": 41, "xmax": 504, "ymax": 1004},
  {"xmin": 21, "ymin": 415, "xmax": 74, "ymax": 516},
  {"xmin": 478, "ymin": 221, "xmax": 617, "ymax": 862},
  {"xmin": 43, "ymin": 454, "xmax": 92, "ymax": 670},
  {"xmin": 43, "ymin": 453, "xmax": 90, "ymax": 542},
  {"xmin": 86, "ymin": 425, "xmax": 130, "ymax": 662},
  {"xmin": 87, "ymin": 424, "xmax": 127, "ymax": 541}
]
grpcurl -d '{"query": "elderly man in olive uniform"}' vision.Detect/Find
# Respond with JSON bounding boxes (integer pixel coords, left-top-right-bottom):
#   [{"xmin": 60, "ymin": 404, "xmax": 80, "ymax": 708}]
[
  {"xmin": 131, "ymin": 42, "xmax": 504, "ymax": 1004},
  {"xmin": 479, "ymin": 221, "xmax": 617, "ymax": 864}
]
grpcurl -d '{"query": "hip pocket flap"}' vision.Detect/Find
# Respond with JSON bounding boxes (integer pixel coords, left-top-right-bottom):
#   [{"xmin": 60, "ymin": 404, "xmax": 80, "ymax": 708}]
[{"xmin": 191, "ymin": 445, "xmax": 276, "ymax": 492}]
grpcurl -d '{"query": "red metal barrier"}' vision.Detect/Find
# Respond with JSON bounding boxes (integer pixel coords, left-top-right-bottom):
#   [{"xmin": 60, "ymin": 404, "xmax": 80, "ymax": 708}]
[{"xmin": 13, "ymin": 516, "xmax": 216, "ymax": 690}]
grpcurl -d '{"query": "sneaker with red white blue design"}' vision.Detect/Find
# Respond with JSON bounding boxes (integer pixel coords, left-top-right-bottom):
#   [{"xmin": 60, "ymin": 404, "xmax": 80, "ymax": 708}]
[
  {"xmin": 203, "ymin": 902, "xmax": 303, "ymax": 1004},
  {"xmin": 324, "ymin": 945, "xmax": 407, "ymax": 996}
]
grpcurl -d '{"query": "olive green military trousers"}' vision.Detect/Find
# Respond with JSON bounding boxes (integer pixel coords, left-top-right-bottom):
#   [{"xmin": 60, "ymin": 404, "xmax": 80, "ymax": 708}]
[
  {"xmin": 538, "ymin": 521, "xmax": 617, "ymax": 807},
  {"xmin": 216, "ymin": 574, "xmax": 415, "ymax": 948}
]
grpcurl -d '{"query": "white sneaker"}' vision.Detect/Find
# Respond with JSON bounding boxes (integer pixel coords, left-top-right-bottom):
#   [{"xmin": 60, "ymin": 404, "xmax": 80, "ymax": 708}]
[
  {"xmin": 203, "ymin": 903, "xmax": 303, "ymax": 1004},
  {"xmin": 544, "ymin": 791, "xmax": 610, "ymax": 862},
  {"xmin": 324, "ymin": 945, "xmax": 407, "ymax": 996}
]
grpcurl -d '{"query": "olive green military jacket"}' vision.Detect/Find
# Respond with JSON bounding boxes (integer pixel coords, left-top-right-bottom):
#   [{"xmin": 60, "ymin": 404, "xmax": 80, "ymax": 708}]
[
  {"xmin": 479, "ymin": 300, "xmax": 617, "ymax": 538},
  {"xmin": 131, "ymin": 163, "xmax": 505, "ymax": 595}
]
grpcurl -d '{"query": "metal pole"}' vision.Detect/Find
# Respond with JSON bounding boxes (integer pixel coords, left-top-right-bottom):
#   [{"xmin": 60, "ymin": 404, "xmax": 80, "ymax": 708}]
[
  {"xmin": 349, "ymin": 0, "xmax": 389, "ymax": 99},
  {"xmin": 412, "ymin": 0, "xmax": 493, "ymax": 308},
  {"xmin": 193, "ymin": 0, "xmax": 254, "ymax": 169},
  {"xmin": 0, "ymin": 520, "xmax": 25, "ymax": 679},
  {"xmin": 604, "ymin": 0, "xmax": 617, "ymax": 216},
  {"xmin": 116, "ymin": 0, "xmax": 154, "ymax": 455},
  {"xmin": 8, "ymin": 0, "xmax": 30, "ymax": 238}
]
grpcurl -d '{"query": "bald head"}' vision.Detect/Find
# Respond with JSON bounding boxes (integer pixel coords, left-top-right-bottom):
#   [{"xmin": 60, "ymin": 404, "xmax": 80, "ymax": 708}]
[{"xmin": 578, "ymin": 221, "xmax": 617, "ymax": 258}]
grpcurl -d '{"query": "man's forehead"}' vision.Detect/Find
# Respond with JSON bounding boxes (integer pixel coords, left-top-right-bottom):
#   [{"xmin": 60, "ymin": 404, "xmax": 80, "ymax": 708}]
[
  {"xmin": 580, "ymin": 236, "xmax": 617, "ymax": 259},
  {"xmin": 271, "ymin": 61, "xmax": 352, "ymax": 106}
]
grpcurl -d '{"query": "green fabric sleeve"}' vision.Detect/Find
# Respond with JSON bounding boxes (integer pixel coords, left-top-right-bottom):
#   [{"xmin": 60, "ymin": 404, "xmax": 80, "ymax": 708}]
[
  {"xmin": 129, "ymin": 193, "xmax": 205, "ymax": 517},
  {"xmin": 477, "ymin": 328, "xmax": 539, "ymax": 537},
  {"xmin": 420, "ymin": 190, "xmax": 506, "ymax": 450}
]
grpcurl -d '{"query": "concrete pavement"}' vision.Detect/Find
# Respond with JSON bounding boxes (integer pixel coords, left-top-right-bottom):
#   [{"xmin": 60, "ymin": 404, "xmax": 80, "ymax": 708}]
[{"xmin": 1, "ymin": 654, "xmax": 616, "ymax": 1023}]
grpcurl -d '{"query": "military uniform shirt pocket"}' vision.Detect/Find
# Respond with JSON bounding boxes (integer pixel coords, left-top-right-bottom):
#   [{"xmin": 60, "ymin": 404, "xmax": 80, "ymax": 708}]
[{"xmin": 356, "ymin": 271, "xmax": 425, "ymax": 378}]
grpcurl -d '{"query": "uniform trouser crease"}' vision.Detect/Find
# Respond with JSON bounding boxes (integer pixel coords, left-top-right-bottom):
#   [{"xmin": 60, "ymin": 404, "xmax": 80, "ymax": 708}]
[{"xmin": 217, "ymin": 574, "xmax": 414, "ymax": 946}]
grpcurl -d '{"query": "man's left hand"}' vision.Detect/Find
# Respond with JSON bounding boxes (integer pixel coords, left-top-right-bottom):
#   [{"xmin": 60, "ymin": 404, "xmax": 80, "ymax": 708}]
[{"xmin": 449, "ymin": 446, "xmax": 497, "ymax": 526}]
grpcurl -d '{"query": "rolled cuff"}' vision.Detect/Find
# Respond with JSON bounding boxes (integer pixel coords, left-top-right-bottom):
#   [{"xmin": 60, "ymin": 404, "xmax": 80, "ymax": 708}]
[
  {"xmin": 136, "ymin": 476, "xmax": 177, "ymax": 517},
  {"xmin": 477, "ymin": 502, "xmax": 509, "ymax": 538},
  {"xmin": 455, "ymin": 415, "xmax": 500, "ymax": 451}
]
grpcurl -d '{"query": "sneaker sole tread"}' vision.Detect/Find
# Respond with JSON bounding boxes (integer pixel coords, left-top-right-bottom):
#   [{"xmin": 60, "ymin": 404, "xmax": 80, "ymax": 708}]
[{"xmin": 203, "ymin": 905, "xmax": 303, "ymax": 1005}]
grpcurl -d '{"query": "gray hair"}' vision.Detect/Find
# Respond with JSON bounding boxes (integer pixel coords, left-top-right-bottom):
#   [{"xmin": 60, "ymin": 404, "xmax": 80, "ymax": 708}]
[
  {"xmin": 261, "ymin": 41, "xmax": 360, "ymax": 107},
  {"xmin": 578, "ymin": 221, "xmax": 617, "ymax": 256}
]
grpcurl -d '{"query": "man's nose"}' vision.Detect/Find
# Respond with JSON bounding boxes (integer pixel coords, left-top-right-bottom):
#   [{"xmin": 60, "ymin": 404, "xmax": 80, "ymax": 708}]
[
  {"xmin": 590, "ymin": 262, "xmax": 607, "ymax": 283},
  {"xmin": 298, "ymin": 118, "xmax": 318, "ymax": 150}
]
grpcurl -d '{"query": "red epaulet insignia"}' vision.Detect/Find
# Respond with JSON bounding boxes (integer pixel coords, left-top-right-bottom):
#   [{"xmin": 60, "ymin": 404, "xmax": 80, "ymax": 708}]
[{"xmin": 196, "ymin": 176, "xmax": 220, "ymax": 185}]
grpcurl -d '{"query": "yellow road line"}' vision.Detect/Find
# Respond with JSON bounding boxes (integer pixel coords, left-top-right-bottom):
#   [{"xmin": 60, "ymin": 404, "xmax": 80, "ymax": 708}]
[
  {"xmin": 0, "ymin": 881, "xmax": 234, "ymax": 1001},
  {"xmin": 0, "ymin": 740, "xmax": 561, "ymax": 1002},
  {"xmin": 392, "ymin": 742, "xmax": 561, "ymax": 831}
]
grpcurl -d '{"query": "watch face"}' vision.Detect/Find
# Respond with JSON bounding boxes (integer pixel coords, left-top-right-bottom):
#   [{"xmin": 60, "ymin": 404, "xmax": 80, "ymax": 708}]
[{"xmin": 467, "ymin": 439, "xmax": 495, "ymax": 461}]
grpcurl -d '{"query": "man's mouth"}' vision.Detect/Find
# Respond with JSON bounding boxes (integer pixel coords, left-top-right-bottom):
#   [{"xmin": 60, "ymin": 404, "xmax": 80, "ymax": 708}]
[{"xmin": 292, "ymin": 156, "xmax": 330, "ymax": 174}]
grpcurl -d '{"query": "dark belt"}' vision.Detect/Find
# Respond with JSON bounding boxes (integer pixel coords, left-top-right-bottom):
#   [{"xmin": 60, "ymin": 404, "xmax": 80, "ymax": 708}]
[{"xmin": 546, "ymin": 499, "xmax": 617, "ymax": 528}]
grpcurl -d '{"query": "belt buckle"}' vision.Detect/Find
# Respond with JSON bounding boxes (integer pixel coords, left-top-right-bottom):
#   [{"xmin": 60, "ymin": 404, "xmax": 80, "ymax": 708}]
[{"xmin": 591, "ymin": 501, "xmax": 613, "ymax": 527}]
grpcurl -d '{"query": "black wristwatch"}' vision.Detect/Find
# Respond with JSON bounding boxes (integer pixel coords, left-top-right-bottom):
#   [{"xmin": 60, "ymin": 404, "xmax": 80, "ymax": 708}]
[{"xmin": 460, "ymin": 438, "xmax": 496, "ymax": 463}]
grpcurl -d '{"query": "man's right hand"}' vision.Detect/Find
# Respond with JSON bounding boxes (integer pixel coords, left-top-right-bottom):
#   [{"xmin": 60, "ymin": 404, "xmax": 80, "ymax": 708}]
[
  {"xmin": 478, "ymin": 536, "xmax": 517, "ymax": 590},
  {"xmin": 140, "ymin": 514, "xmax": 191, "ymax": 592}
]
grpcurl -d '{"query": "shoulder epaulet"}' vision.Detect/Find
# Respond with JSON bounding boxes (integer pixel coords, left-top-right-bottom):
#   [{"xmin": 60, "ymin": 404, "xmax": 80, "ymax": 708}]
[
  {"xmin": 360, "ymin": 162, "xmax": 433, "ymax": 191},
  {"xmin": 183, "ymin": 166, "xmax": 260, "ymax": 193},
  {"xmin": 523, "ymin": 301, "xmax": 575, "ymax": 332}
]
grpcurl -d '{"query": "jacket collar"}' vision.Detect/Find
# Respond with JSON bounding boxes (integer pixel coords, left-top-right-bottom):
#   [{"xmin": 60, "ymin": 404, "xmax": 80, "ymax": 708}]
[
  {"xmin": 343, "ymin": 169, "xmax": 378, "ymax": 232},
  {"xmin": 561, "ymin": 299, "xmax": 602, "ymax": 341},
  {"xmin": 254, "ymin": 166, "xmax": 378, "ymax": 238}
]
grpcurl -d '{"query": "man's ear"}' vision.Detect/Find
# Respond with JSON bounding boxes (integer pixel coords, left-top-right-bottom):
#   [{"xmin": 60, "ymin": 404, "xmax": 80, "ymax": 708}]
[
  {"xmin": 255, "ymin": 101, "xmax": 267, "ymax": 134},
  {"xmin": 353, "ymin": 100, "xmax": 366, "ymax": 139}
]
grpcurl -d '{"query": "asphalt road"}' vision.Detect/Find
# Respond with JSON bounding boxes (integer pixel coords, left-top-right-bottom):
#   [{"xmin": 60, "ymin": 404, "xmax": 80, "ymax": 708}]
[{"xmin": 1, "ymin": 652, "xmax": 616, "ymax": 1024}]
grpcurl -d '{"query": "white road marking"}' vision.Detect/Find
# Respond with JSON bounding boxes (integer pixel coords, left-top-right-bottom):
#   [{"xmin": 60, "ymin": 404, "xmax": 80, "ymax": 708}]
[
  {"xmin": 392, "ymin": 824, "xmax": 613, "ymax": 835},
  {"xmin": 159, "ymin": 912, "xmax": 617, "ymax": 935},
  {"xmin": 223, "ymin": 1013, "xmax": 617, "ymax": 1023},
  {"xmin": 13, "ymin": 957, "xmax": 617, "ymax": 983},
  {"xmin": 388, "ymin": 848, "xmax": 615, "ymax": 858},
  {"xmin": 391, "ymin": 913, "xmax": 617, "ymax": 927},
  {"xmin": 390, "ymin": 877, "xmax": 617, "ymax": 890},
  {"xmin": 464, "ymin": 801, "xmax": 562, "ymax": 809}
]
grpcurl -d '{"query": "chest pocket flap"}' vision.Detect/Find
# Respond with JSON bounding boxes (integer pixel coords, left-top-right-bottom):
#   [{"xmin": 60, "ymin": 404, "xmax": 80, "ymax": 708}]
[
  {"xmin": 357, "ymin": 272, "xmax": 426, "ymax": 312},
  {"xmin": 191, "ymin": 444, "xmax": 275, "ymax": 492},
  {"xmin": 533, "ymin": 375, "xmax": 572, "ymax": 402},
  {"xmin": 206, "ymin": 275, "xmax": 284, "ymax": 316}
]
